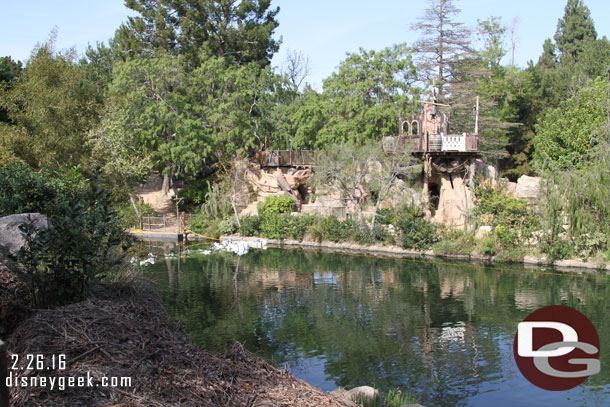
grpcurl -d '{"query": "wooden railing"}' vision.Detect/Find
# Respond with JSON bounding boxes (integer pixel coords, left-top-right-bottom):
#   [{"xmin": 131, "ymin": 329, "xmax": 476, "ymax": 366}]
[
  {"xmin": 253, "ymin": 150, "xmax": 316, "ymax": 167},
  {"xmin": 141, "ymin": 215, "xmax": 168, "ymax": 231},
  {"xmin": 382, "ymin": 133, "xmax": 478, "ymax": 153}
]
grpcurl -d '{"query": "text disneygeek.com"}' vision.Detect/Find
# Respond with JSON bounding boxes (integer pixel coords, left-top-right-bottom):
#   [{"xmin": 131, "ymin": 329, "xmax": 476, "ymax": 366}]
[{"xmin": 6, "ymin": 371, "xmax": 131, "ymax": 391}]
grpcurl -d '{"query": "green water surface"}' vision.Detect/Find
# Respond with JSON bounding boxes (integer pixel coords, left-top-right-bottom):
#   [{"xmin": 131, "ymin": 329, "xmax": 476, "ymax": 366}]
[{"xmin": 147, "ymin": 247, "xmax": 610, "ymax": 407}]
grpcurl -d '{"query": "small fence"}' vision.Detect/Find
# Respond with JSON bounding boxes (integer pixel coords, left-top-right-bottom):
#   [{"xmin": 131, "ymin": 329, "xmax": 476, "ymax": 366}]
[{"xmin": 140, "ymin": 215, "xmax": 172, "ymax": 231}]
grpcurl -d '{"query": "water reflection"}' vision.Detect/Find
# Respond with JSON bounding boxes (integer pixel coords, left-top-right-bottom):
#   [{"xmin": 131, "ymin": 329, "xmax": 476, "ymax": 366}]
[{"xmin": 147, "ymin": 247, "xmax": 610, "ymax": 407}]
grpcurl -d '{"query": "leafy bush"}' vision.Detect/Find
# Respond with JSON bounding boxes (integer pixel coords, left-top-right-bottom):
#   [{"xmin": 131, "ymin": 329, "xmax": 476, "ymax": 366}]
[
  {"xmin": 376, "ymin": 208, "xmax": 396, "ymax": 225},
  {"xmin": 260, "ymin": 213, "xmax": 290, "ymax": 240},
  {"xmin": 218, "ymin": 217, "xmax": 238, "ymax": 235},
  {"xmin": 371, "ymin": 223, "xmax": 394, "ymax": 245},
  {"xmin": 239, "ymin": 216, "xmax": 261, "ymax": 237},
  {"xmin": 397, "ymin": 215, "xmax": 438, "ymax": 250},
  {"xmin": 187, "ymin": 212, "xmax": 209, "ymax": 233},
  {"xmin": 573, "ymin": 231, "xmax": 608, "ymax": 259},
  {"xmin": 284, "ymin": 215, "xmax": 315, "ymax": 241},
  {"xmin": 478, "ymin": 235, "xmax": 498, "ymax": 256},
  {"xmin": 17, "ymin": 178, "xmax": 129, "ymax": 307},
  {"xmin": 310, "ymin": 216, "xmax": 350, "ymax": 242},
  {"xmin": 433, "ymin": 229, "xmax": 476, "ymax": 255},
  {"xmin": 258, "ymin": 195, "xmax": 296, "ymax": 216},
  {"xmin": 541, "ymin": 238, "xmax": 571, "ymax": 261},
  {"xmin": 357, "ymin": 388, "xmax": 418, "ymax": 407},
  {"xmin": 0, "ymin": 163, "xmax": 79, "ymax": 218},
  {"xmin": 187, "ymin": 213, "xmax": 222, "ymax": 238},
  {"xmin": 115, "ymin": 201, "xmax": 156, "ymax": 229},
  {"xmin": 177, "ymin": 178, "xmax": 211, "ymax": 209},
  {"xmin": 473, "ymin": 185, "xmax": 529, "ymax": 227},
  {"xmin": 494, "ymin": 246, "xmax": 525, "ymax": 263}
]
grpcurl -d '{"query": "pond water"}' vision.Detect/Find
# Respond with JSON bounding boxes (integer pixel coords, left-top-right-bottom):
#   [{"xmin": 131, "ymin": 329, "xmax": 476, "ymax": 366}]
[{"xmin": 146, "ymin": 246, "xmax": 610, "ymax": 407}]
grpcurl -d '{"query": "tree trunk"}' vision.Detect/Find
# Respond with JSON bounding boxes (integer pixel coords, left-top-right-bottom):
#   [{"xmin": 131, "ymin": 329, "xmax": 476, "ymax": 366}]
[
  {"xmin": 129, "ymin": 193, "xmax": 141, "ymax": 228},
  {"xmin": 161, "ymin": 165, "xmax": 174, "ymax": 196},
  {"xmin": 231, "ymin": 161, "xmax": 241, "ymax": 228},
  {"xmin": 162, "ymin": 172, "xmax": 170, "ymax": 196}
]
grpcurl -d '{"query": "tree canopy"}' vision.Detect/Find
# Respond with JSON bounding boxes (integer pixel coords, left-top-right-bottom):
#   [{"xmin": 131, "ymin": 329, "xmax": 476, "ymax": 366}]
[{"xmin": 113, "ymin": 0, "xmax": 280, "ymax": 66}]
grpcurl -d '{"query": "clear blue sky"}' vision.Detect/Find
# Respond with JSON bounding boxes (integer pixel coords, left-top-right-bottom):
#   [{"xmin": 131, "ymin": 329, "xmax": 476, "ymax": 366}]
[{"xmin": 2, "ymin": 0, "xmax": 610, "ymax": 90}]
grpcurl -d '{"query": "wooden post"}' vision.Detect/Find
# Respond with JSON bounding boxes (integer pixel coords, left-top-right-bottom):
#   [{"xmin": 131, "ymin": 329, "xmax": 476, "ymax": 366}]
[
  {"xmin": 474, "ymin": 96, "xmax": 479, "ymax": 135},
  {"xmin": 0, "ymin": 340, "xmax": 9, "ymax": 407}
]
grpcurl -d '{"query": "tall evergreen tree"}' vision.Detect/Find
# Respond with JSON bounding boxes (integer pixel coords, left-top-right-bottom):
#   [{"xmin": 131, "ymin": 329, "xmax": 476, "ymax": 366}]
[
  {"xmin": 0, "ymin": 56, "xmax": 23, "ymax": 123},
  {"xmin": 554, "ymin": 0, "xmax": 597, "ymax": 63},
  {"xmin": 410, "ymin": 0, "xmax": 472, "ymax": 101},
  {"xmin": 113, "ymin": 0, "xmax": 280, "ymax": 67}
]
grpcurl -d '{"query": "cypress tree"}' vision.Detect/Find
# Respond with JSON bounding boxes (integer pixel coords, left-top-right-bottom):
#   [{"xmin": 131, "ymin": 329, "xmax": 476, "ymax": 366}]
[{"xmin": 554, "ymin": 0, "xmax": 597, "ymax": 63}]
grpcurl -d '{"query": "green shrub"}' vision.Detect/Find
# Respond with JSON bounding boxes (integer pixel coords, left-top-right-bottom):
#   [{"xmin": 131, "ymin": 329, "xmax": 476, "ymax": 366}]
[
  {"xmin": 352, "ymin": 222, "xmax": 374, "ymax": 245},
  {"xmin": 259, "ymin": 195, "xmax": 296, "ymax": 216},
  {"xmin": 541, "ymin": 238, "xmax": 571, "ymax": 261},
  {"xmin": 397, "ymin": 215, "xmax": 438, "ymax": 250},
  {"xmin": 260, "ymin": 213, "xmax": 290, "ymax": 240},
  {"xmin": 371, "ymin": 223, "xmax": 394, "ymax": 245},
  {"xmin": 357, "ymin": 388, "xmax": 418, "ymax": 407},
  {"xmin": 239, "ymin": 216, "xmax": 261, "ymax": 237},
  {"xmin": 473, "ymin": 185, "xmax": 530, "ymax": 227},
  {"xmin": 219, "ymin": 217, "xmax": 238, "ymax": 235},
  {"xmin": 478, "ymin": 235, "xmax": 498, "ymax": 256},
  {"xmin": 494, "ymin": 246, "xmax": 525, "ymax": 263},
  {"xmin": 376, "ymin": 208, "xmax": 397, "ymax": 225},
  {"xmin": 285, "ymin": 215, "xmax": 315, "ymax": 241},
  {"xmin": 177, "ymin": 178, "xmax": 210, "ymax": 209},
  {"xmin": 0, "ymin": 163, "xmax": 80, "ymax": 219},
  {"xmin": 433, "ymin": 229, "xmax": 476, "ymax": 255},
  {"xmin": 309, "ymin": 220, "xmax": 326, "ymax": 243},
  {"xmin": 116, "ymin": 202, "xmax": 156, "ymax": 229},
  {"xmin": 202, "ymin": 219, "xmax": 221, "ymax": 239},
  {"xmin": 310, "ymin": 216, "xmax": 350, "ymax": 242},
  {"xmin": 573, "ymin": 231, "xmax": 608, "ymax": 259},
  {"xmin": 188, "ymin": 212, "xmax": 210, "ymax": 233},
  {"xmin": 17, "ymin": 177, "xmax": 129, "ymax": 307},
  {"xmin": 188, "ymin": 213, "xmax": 223, "ymax": 238}
]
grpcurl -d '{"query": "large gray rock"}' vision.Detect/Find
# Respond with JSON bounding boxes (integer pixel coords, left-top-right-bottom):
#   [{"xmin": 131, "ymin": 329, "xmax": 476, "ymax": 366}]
[
  {"xmin": 345, "ymin": 386, "xmax": 379, "ymax": 403},
  {"xmin": 515, "ymin": 175, "xmax": 541, "ymax": 202},
  {"xmin": 0, "ymin": 213, "xmax": 49, "ymax": 259},
  {"xmin": 474, "ymin": 159, "xmax": 496, "ymax": 180}
]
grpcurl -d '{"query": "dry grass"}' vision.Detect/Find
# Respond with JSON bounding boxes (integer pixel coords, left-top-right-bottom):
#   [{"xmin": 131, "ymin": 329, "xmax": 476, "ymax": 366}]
[{"xmin": 5, "ymin": 278, "xmax": 352, "ymax": 407}]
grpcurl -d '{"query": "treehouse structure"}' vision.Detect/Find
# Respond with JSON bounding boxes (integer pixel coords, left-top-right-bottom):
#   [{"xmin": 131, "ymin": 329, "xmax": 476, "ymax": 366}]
[
  {"xmin": 383, "ymin": 91, "xmax": 482, "ymax": 226},
  {"xmin": 382, "ymin": 91, "xmax": 479, "ymax": 155}
]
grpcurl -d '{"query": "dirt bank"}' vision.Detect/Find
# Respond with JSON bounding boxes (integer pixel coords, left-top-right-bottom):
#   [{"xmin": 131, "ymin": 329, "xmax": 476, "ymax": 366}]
[{"xmin": 3, "ymin": 277, "xmax": 352, "ymax": 407}]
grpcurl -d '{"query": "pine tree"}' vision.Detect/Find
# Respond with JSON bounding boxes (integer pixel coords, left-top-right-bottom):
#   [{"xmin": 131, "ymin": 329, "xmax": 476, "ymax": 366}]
[
  {"xmin": 410, "ymin": 0, "xmax": 472, "ymax": 101},
  {"xmin": 554, "ymin": 0, "xmax": 597, "ymax": 63},
  {"xmin": 113, "ymin": 0, "xmax": 280, "ymax": 67}
]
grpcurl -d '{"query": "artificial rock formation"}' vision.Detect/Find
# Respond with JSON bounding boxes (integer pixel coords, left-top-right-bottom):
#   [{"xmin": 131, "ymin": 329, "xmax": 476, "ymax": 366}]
[
  {"xmin": 432, "ymin": 174, "xmax": 473, "ymax": 227},
  {"xmin": 515, "ymin": 175, "xmax": 541, "ymax": 203},
  {"xmin": 243, "ymin": 164, "xmax": 313, "ymax": 215}
]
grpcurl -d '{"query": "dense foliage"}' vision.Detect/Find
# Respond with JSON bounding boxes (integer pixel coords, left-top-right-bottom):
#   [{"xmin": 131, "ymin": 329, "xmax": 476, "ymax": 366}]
[
  {"xmin": 0, "ymin": 164, "xmax": 130, "ymax": 307},
  {"xmin": 0, "ymin": 0, "xmax": 609, "ymax": 266},
  {"xmin": 533, "ymin": 77, "xmax": 609, "ymax": 169},
  {"xmin": 0, "ymin": 163, "xmax": 79, "ymax": 218}
]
